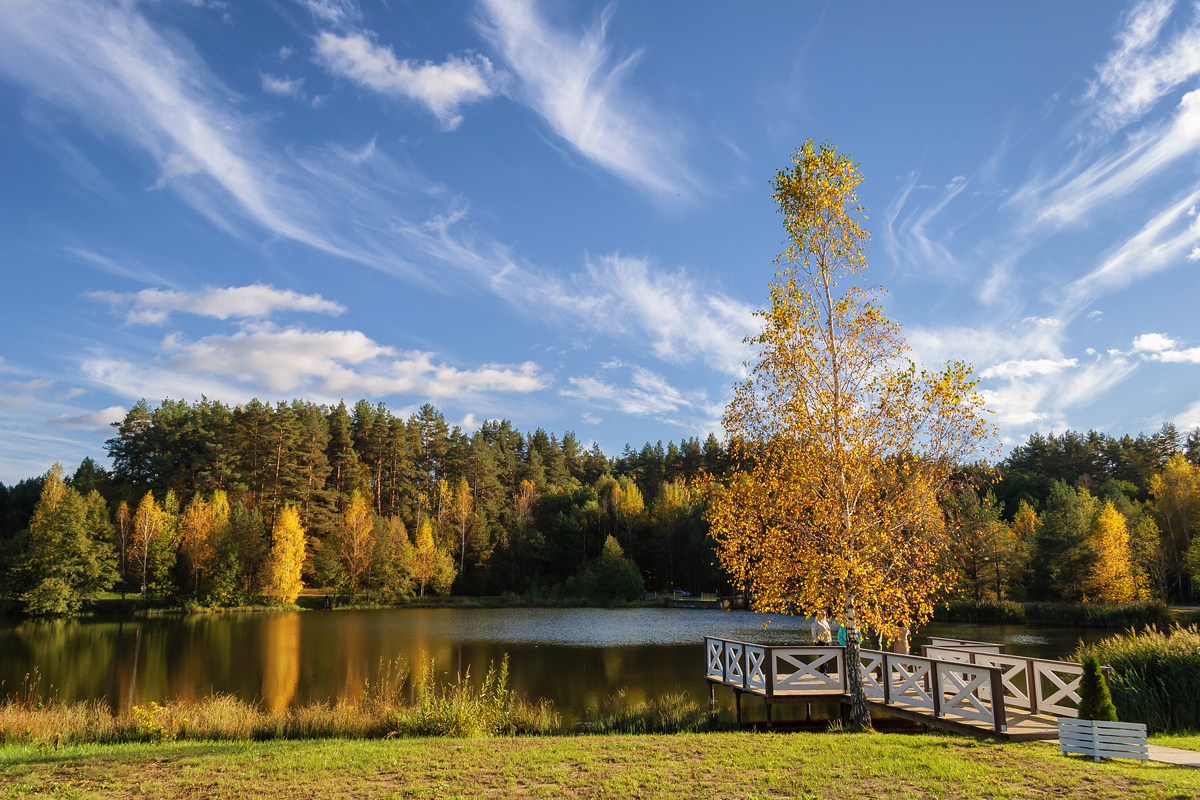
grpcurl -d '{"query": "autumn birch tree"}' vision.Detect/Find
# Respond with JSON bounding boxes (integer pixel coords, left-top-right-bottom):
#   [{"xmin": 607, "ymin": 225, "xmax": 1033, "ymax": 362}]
[
  {"xmin": 338, "ymin": 489, "xmax": 375, "ymax": 595},
  {"xmin": 705, "ymin": 140, "xmax": 993, "ymax": 729},
  {"xmin": 265, "ymin": 505, "xmax": 306, "ymax": 604}
]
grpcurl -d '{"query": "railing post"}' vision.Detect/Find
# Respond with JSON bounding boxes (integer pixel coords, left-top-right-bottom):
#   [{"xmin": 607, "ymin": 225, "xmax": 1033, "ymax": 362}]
[
  {"xmin": 931, "ymin": 661, "xmax": 943, "ymax": 718},
  {"xmin": 990, "ymin": 666, "xmax": 1007, "ymax": 733},
  {"xmin": 1028, "ymin": 659, "xmax": 1039, "ymax": 715},
  {"xmin": 766, "ymin": 646, "xmax": 776, "ymax": 699},
  {"xmin": 883, "ymin": 652, "xmax": 891, "ymax": 704},
  {"xmin": 740, "ymin": 644, "xmax": 748, "ymax": 689},
  {"xmin": 721, "ymin": 640, "xmax": 728, "ymax": 685}
]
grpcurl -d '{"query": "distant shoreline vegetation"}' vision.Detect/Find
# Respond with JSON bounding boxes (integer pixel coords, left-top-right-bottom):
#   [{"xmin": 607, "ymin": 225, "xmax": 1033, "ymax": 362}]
[
  {"xmin": 1, "ymin": 396, "xmax": 1198, "ymax": 618},
  {"xmin": 933, "ymin": 600, "xmax": 1182, "ymax": 628}
]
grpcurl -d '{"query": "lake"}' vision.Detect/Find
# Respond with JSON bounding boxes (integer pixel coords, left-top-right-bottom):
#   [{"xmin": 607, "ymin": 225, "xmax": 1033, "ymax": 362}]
[{"xmin": 0, "ymin": 608, "xmax": 1116, "ymax": 724}]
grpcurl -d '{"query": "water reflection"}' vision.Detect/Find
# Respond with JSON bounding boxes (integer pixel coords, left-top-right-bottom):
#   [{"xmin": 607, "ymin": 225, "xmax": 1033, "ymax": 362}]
[{"xmin": 0, "ymin": 608, "xmax": 1114, "ymax": 723}]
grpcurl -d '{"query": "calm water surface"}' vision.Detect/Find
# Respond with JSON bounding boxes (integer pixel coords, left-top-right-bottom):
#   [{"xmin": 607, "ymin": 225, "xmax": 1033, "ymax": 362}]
[{"xmin": 0, "ymin": 608, "xmax": 1114, "ymax": 723}]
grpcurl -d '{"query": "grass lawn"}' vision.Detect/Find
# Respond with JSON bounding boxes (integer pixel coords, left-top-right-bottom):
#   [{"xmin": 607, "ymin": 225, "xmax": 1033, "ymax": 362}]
[
  {"xmin": 1151, "ymin": 731, "xmax": 1200, "ymax": 752},
  {"xmin": 2, "ymin": 732, "xmax": 1198, "ymax": 799}
]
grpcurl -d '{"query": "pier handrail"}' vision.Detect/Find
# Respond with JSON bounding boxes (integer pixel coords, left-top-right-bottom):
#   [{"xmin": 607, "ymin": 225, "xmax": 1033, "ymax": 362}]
[
  {"xmin": 921, "ymin": 643, "xmax": 1112, "ymax": 718},
  {"xmin": 705, "ymin": 635, "xmax": 1008, "ymax": 733}
]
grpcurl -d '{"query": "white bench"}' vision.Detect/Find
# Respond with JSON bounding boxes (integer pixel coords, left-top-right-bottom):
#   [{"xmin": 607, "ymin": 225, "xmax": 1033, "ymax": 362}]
[{"xmin": 1058, "ymin": 718, "xmax": 1148, "ymax": 762}]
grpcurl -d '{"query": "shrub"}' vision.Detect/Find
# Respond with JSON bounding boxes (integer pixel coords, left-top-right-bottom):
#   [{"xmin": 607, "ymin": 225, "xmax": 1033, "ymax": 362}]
[{"xmin": 1077, "ymin": 655, "xmax": 1118, "ymax": 722}]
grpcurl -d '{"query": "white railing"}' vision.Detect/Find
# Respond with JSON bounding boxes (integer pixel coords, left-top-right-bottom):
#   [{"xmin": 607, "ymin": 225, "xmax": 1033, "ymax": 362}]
[
  {"xmin": 703, "ymin": 637, "xmax": 843, "ymax": 694},
  {"xmin": 921, "ymin": 642, "xmax": 1107, "ymax": 718},
  {"xmin": 705, "ymin": 637, "xmax": 1007, "ymax": 732}
]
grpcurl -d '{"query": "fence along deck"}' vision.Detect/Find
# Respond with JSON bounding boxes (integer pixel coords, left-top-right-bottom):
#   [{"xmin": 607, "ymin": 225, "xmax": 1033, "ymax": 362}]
[{"xmin": 704, "ymin": 635, "xmax": 1101, "ymax": 740}]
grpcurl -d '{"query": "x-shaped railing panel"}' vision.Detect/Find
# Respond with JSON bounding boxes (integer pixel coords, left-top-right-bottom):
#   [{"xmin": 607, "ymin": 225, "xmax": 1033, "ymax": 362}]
[
  {"xmin": 1036, "ymin": 662, "xmax": 1083, "ymax": 717},
  {"xmin": 772, "ymin": 650, "xmax": 841, "ymax": 692},
  {"xmin": 889, "ymin": 658, "xmax": 934, "ymax": 710},
  {"xmin": 940, "ymin": 667, "xmax": 993, "ymax": 723}
]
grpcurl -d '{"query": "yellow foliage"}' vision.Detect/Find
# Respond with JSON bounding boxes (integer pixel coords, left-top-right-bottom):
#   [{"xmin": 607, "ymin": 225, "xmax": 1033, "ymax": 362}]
[
  {"xmin": 1084, "ymin": 501, "xmax": 1138, "ymax": 604},
  {"xmin": 339, "ymin": 490, "xmax": 375, "ymax": 594},
  {"xmin": 266, "ymin": 505, "xmax": 306, "ymax": 604},
  {"xmin": 705, "ymin": 140, "xmax": 995, "ymax": 640}
]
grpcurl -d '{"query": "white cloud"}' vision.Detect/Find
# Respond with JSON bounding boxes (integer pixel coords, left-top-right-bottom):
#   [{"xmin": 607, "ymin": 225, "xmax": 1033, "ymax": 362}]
[
  {"xmin": 313, "ymin": 31, "xmax": 496, "ymax": 130},
  {"xmin": 45, "ymin": 406, "xmax": 126, "ymax": 432},
  {"xmin": 89, "ymin": 284, "xmax": 346, "ymax": 325},
  {"xmin": 570, "ymin": 255, "xmax": 756, "ymax": 377},
  {"xmin": 1133, "ymin": 332, "xmax": 1200, "ymax": 363},
  {"xmin": 81, "ymin": 323, "xmax": 548, "ymax": 404},
  {"xmin": 979, "ymin": 358, "xmax": 1078, "ymax": 380},
  {"xmin": 1087, "ymin": 0, "xmax": 1200, "ymax": 131},
  {"xmin": 0, "ymin": 0, "xmax": 359, "ymax": 258},
  {"xmin": 1032, "ymin": 90, "xmax": 1200, "ymax": 228},
  {"xmin": 1060, "ymin": 184, "xmax": 1200, "ymax": 312},
  {"xmin": 1156, "ymin": 347, "xmax": 1200, "ymax": 363},
  {"xmin": 1132, "ymin": 332, "xmax": 1177, "ymax": 352},
  {"xmin": 301, "ymin": 0, "xmax": 361, "ymax": 28},
  {"xmin": 561, "ymin": 362, "xmax": 721, "ymax": 433},
  {"xmin": 476, "ymin": 0, "xmax": 698, "ymax": 201},
  {"xmin": 261, "ymin": 72, "xmax": 305, "ymax": 98}
]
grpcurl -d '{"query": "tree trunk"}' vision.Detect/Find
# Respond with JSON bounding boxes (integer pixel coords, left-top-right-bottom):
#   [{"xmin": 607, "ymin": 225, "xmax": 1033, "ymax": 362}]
[{"xmin": 843, "ymin": 594, "xmax": 873, "ymax": 731}]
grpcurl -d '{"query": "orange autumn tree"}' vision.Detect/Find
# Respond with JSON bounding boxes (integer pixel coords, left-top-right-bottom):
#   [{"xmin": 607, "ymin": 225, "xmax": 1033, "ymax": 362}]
[{"xmin": 705, "ymin": 140, "xmax": 994, "ymax": 729}]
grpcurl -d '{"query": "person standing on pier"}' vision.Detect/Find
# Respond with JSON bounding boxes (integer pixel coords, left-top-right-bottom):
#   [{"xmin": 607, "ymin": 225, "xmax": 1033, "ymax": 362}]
[{"xmin": 811, "ymin": 610, "xmax": 831, "ymax": 645}]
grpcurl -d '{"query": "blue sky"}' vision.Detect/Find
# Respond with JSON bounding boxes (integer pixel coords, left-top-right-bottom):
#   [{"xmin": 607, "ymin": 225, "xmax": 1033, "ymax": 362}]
[{"xmin": 2, "ymin": 0, "xmax": 1199, "ymax": 483}]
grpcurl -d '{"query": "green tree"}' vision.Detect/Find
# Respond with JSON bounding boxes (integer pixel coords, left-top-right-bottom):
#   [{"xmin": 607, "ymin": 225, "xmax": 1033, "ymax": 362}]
[
  {"xmin": 1033, "ymin": 482, "xmax": 1098, "ymax": 601},
  {"xmin": 579, "ymin": 535, "xmax": 645, "ymax": 603},
  {"xmin": 13, "ymin": 465, "xmax": 117, "ymax": 614}
]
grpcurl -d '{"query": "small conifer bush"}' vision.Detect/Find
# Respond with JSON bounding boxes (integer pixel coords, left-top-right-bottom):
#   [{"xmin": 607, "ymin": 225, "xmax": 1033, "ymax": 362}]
[{"xmin": 1077, "ymin": 654, "xmax": 1118, "ymax": 722}]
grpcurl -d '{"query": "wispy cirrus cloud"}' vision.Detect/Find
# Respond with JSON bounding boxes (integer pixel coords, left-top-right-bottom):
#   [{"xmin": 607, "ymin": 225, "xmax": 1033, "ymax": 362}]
[
  {"xmin": 90, "ymin": 284, "xmax": 346, "ymax": 325},
  {"xmin": 0, "ymin": 0, "xmax": 362, "ymax": 259},
  {"xmin": 561, "ymin": 361, "xmax": 722, "ymax": 432},
  {"xmin": 562, "ymin": 255, "xmax": 755, "ymax": 377},
  {"xmin": 1087, "ymin": 0, "xmax": 1200, "ymax": 132},
  {"xmin": 313, "ymin": 31, "xmax": 498, "ymax": 130},
  {"xmin": 261, "ymin": 73, "xmax": 305, "ymax": 98},
  {"xmin": 476, "ymin": 0, "xmax": 699, "ymax": 201},
  {"xmin": 45, "ymin": 406, "xmax": 126, "ymax": 433}
]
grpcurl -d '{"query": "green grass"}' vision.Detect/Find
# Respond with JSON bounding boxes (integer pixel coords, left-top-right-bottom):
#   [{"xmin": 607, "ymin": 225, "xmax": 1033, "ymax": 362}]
[
  {"xmin": 1, "ymin": 732, "xmax": 1196, "ymax": 799},
  {"xmin": 1150, "ymin": 731, "xmax": 1200, "ymax": 752}
]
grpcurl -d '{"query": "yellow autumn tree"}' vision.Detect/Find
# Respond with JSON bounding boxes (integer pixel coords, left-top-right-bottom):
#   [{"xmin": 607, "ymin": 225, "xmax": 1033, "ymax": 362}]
[
  {"xmin": 179, "ymin": 494, "xmax": 213, "ymax": 593},
  {"xmin": 131, "ymin": 491, "xmax": 162, "ymax": 595},
  {"xmin": 705, "ymin": 140, "xmax": 994, "ymax": 729},
  {"xmin": 339, "ymin": 490, "xmax": 375, "ymax": 595},
  {"xmin": 414, "ymin": 518, "xmax": 457, "ymax": 597},
  {"xmin": 1084, "ymin": 501, "xmax": 1138, "ymax": 603},
  {"xmin": 1150, "ymin": 453, "xmax": 1200, "ymax": 598},
  {"xmin": 265, "ymin": 505, "xmax": 306, "ymax": 604}
]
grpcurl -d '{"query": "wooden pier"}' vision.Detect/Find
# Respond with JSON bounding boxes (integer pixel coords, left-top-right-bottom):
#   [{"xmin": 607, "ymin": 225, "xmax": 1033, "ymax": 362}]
[{"xmin": 705, "ymin": 636, "xmax": 1101, "ymax": 740}]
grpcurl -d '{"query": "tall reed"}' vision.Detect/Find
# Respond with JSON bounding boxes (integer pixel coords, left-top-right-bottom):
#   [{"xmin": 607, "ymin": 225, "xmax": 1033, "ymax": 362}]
[
  {"xmin": 0, "ymin": 655, "xmax": 561, "ymax": 746},
  {"xmin": 1075, "ymin": 625, "xmax": 1200, "ymax": 733}
]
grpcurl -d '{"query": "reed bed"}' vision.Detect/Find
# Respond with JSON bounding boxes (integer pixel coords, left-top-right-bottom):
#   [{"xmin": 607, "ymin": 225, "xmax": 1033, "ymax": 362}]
[
  {"xmin": 935, "ymin": 600, "xmax": 1173, "ymax": 628},
  {"xmin": 0, "ymin": 656, "xmax": 562, "ymax": 746},
  {"xmin": 1075, "ymin": 625, "xmax": 1200, "ymax": 733},
  {"xmin": 585, "ymin": 689, "xmax": 730, "ymax": 734}
]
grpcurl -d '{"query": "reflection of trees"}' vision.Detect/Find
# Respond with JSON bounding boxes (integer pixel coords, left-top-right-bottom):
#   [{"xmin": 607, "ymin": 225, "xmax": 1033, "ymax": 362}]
[
  {"xmin": 0, "ymin": 610, "xmax": 810, "ymax": 723},
  {"xmin": 262, "ymin": 613, "xmax": 300, "ymax": 711}
]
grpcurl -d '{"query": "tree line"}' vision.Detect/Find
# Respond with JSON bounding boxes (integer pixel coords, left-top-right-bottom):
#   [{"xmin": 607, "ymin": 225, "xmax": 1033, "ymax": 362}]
[
  {"xmin": 951, "ymin": 424, "xmax": 1200, "ymax": 605},
  {"xmin": 0, "ymin": 398, "xmax": 725, "ymax": 613},
  {"xmin": 1, "ymin": 395, "xmax": 1198, "ymax": 614}
]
